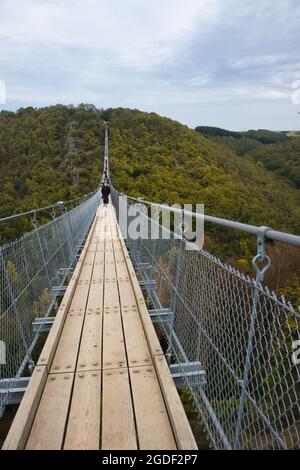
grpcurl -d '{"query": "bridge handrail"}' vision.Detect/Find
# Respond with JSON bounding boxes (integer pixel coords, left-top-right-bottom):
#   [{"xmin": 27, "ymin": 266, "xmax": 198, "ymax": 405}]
[
  {"xmin": 120, "ymin": 193, "xmax": 300, "ymax": 248},
  {"xmin": 0, "ymin": 188, "xmax": 100, "ymax": 225}
]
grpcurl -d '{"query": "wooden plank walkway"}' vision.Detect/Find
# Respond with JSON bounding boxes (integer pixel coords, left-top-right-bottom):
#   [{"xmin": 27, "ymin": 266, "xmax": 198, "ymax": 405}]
[{"xmin": 3, "ymin": 203, "xmax": 197, "ymax": 451}]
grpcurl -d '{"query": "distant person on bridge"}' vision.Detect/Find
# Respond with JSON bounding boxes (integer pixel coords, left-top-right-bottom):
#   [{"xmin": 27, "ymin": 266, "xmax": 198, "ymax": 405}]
[{"xmin": 101, "ymin": 181, "xmax": 110, "ymax": 205}]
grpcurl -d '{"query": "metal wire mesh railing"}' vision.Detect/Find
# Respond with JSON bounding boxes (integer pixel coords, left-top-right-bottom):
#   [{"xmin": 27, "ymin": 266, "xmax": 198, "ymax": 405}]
[
  {"xmin": 0, "ymin": 190, "xmax": 100, "ymax": 414},
  {"xmin": 111, "ymin": 187, "xmax": 300, "ymax": 450}
]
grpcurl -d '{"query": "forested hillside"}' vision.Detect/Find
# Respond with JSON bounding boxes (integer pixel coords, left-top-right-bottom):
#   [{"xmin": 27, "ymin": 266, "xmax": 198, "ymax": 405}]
[
  {"xmin": 1, "ymin": 105, "xmax": 300, "ymax": 303},
  {"xmin": 0, "ymin": 104, "xmax": 104, "ymax": 240},
  {"xmin": 247, "ymin": 140, "xmax": 300, "ymax": 189},
  {"xmin": 0, "ymin": 104, "xmax": 104, "ymax": 217},
  {"xmin": 107, "ymin": 108, "xmax": 300, "ymax": 304},
  {"xmin": 195, "ymin": 126, "xmax": 290, "ymax": 144},
  {"xmin": 107, "ymin": 108, "xmax": 300, "ymax": 234},
  {"xmin": 2, "ymin": 105, "xmax": 299, "ymax": 239},
  {"xmin": 195, "ymin": 125, "xmax": 300, "ymax": 189}
]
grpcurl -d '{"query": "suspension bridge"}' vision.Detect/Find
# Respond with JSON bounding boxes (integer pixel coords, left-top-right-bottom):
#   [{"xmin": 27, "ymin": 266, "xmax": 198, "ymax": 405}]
[{"xmin": 0, "ymin": 125, "xmax": 299, "ymax": 450}]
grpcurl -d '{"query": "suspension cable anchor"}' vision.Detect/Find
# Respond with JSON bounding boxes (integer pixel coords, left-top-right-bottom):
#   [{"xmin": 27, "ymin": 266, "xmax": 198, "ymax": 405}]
[
  {"xmin": 252, "ymin": 226, "xmax": 272, "ymax": 282},
  {"xmin": 31, "ymin": 211, "xmax": 38, "ymax": 227},
  {"xmin": 28, "ymin": 359, "xmax": 35, "ymax": 375}
]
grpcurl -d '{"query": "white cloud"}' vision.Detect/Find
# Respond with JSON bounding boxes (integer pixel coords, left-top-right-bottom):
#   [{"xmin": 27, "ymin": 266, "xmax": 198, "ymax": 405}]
[
  {"xmin": 230, "ymin": 55, "xmax": 284, "ymax": 70},
  {"xmin": 0, "ymin": 0, "xmax": 300, "ymax": 129},
  {"xmin": 0, "ymin": 0, "xmax": 219, "ymax": 69}
]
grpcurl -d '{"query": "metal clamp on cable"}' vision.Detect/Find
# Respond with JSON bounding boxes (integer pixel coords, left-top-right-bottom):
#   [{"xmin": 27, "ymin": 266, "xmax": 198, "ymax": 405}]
[
  {"xmin": 28, "ymin": 359, "xmax": 35, "ymax": 374},
  {"xmin": 57, "ymin": 201, "xmax": 67, "ymax": 216},
  {"xmin": 252, "ymin": 226, "xmax": 272, "ymax": 282},
  {"xmin": 51, "ymin": 207, "xmax": 57, "ymax": 220},
  {"xmin": 31, "ymin": 211, "xmax": 38, "ymax": 228}
]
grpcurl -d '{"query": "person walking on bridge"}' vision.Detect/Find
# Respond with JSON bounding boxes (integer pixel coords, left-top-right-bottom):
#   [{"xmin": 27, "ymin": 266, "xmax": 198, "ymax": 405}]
[{"xmin": 101, "ymin": 181, "xmax": 110, "ymax": 205}]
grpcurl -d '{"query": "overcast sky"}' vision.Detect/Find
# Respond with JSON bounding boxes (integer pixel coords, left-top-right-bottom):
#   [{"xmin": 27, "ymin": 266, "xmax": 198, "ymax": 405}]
[{"xmin": 0, "ymin": 0, "xmax": 300, "ymax": 130}]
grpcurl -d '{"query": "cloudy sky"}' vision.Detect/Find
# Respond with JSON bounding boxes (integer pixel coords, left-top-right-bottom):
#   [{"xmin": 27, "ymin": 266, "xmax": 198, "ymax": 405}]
[{"xmin": 0, "ymin": 0, "xmax": 300, "ymax": 130}]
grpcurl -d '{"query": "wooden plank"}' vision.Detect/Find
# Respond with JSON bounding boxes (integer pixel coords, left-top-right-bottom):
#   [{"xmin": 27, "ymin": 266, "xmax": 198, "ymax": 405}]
[
  {"xmin": 134, "ymin": 296, "xmax": 164, "ymax": 357},
  {"xmin": 109, "ymin": 212, "xmax": 119, "ymax": 242},
  {"xmin": 2, "ymin": 366, "xmax": 47, "ymax": 450},
  {"xmin": 104, "ymin": 242, "xmax": 117, "ymax": 283},
  {"xmin": 37, "ymin": 215, "xmax": 98, "ymax": 370},
  {"xmin": 77, "ymin": 311, "xmax": 102, "ymax": 372},
  {"xmin": 77, "ymin": 243, "xmax": 104, "ymax": 372},
  {"xmin": 86, "ymin": 242, "xmax": 104, "ymax": 310},
  {"xmin": 113, "ymin": 239, "xmax": 152, "ymax": 368},
  {"xmin": 102, "ymin": 307, "xmax": 126, "ymax": 370},
  {"xmin": 102, "ymin": 237, "xmax": 127, "ymax": 370},
  {"xmin": 101, "ymin": 368, "xmax": 137, "ymax": 450},
  {"xmin": 26, "ymin": 373, "xmax": 74, "ymax": 450},
  {"xmin": 129, "ymin": 366, "xmax": 176, "ymax": 450},
  {"xmin": 117, "ymin": 230, "xmax": 164, "ymax": 358},
  {"xmin": 37, "ymin": 299, "xmax": 73, "ymax": 371},
  {"xmin": 103, "ymin": 281, "xmax": 118, "ymax": 306},
  {"xmin": 154, "ymin": 355, "xmax": 198, "ymax": 450},
  {"xmin": 101, "ymin": 207, "xmax": 112, "ymax": 241},
  {"xmin": 50, "ymin": 247, "xmax": 97, "ymax": 374},
  {"xmin": 116, "ymin": 255, "xmax": 152, "ymax": 367},
  {"xmin": 69, "ymin": 251, "xmax": 96, "ymax": 310},
  {"xmin": 37, "ymin": 260, "xmax": 86, "ymax": 370},
  {"xmin": 119, "ymin": 305, "xmax": 152, "ymax": 368},
  {"xmin": 111, "ymin": 216, "xmax": 163, "ymax": 355},
  {"xmin": 50, "ymin": 310, "xmax": 86, "ymax": 374},
  {"xmin": 63, "ymin": 371, "xmax": 101, "ymax": 450},
  {"xmin": 86, "ymin": 280, "xmax": 103, "ymax": 311}
]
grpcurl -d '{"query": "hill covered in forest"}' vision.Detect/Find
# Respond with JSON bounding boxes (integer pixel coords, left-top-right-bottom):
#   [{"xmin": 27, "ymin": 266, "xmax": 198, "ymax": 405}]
[
  {"xmin": 106, "ymin": 108, "xmax": 300, "ymax": 304},
  {"xmin": 0, "ymin": 104, "xmax": 105, "ymax": 240},
  {"xmin": 2, "ymin": 105, "xmax": 299, "ymax": 239},
  {"xmin": 195, "ymin": 125, "xmax": 300, "ymax": 189},
  {"xmin": 1, "ymin": 105, "xmax": 300, "ymax": 303},
  {"xmin": 107, "ymin": 108, "xmax": 300, "ymax": 235},
  {"xmin": 0, "ymin": 104, "xmax": 104, "ymax": 218}
]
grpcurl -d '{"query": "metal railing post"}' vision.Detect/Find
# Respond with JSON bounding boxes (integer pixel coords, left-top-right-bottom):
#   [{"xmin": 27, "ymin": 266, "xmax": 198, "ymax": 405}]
[
  {"xmin": 32, "ymin": 215, "xmax": 52, "ymax": 289},
  {"xmin": 0, "ymin": 247, "xmax": 34, "ymax": 370},
  {"xmin": 233, "ymin": 227, "xmax": 272, "ymax": 450},
  {"xmin": 166, "ymin": 236, "xmax": 184, "ymax": 363},
  {"xmin": 58, "ymin": 202, "xmax": 76, "ymax": 266},
  {"xmin": 51, "ymin": 208, "xmax": 68, "ymax": 270}
]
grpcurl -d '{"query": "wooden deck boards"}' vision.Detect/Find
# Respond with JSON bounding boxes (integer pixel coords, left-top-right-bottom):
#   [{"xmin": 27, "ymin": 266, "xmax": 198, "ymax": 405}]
[
  {"xmin": 64, "ymin": 370, "xmax": 101, "ymax": 450},
  {"xmin": 3, "ymin": 203, "xmax": 197, "ymax": 451},
  {"xmin": 101, "ymin": 368, "xmax": 137, "ymax": 450}
]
